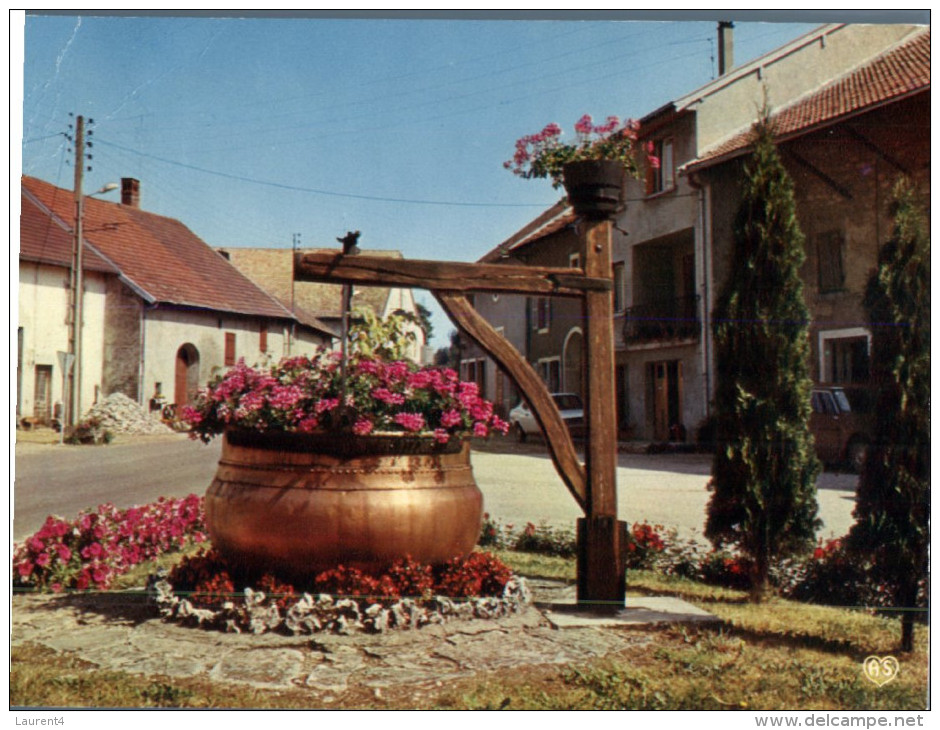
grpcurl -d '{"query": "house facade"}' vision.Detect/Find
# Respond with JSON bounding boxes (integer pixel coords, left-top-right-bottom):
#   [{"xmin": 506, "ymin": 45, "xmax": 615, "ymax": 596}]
[
  {"xmin": 18, "ymin": 176, "xmax": 334, "ymax": 426},
  {"xmin": 466, "ymin": 22, "xmax": 927, "ymax": 442},
  {"xmin": 220, "ymin": 247, "xmax": 427, "ymax": 364}
]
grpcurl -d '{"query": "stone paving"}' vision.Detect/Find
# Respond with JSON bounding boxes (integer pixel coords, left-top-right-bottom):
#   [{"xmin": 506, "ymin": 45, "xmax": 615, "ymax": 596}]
[{"xmin": 11, "ymin": 581, "xmax": 715, "ymax": 702}]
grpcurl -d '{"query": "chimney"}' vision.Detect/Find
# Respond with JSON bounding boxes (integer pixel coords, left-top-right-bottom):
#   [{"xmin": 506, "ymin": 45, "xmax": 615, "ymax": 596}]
[
  {"xmin": 718, "ymin": 21, "xmax": 734, "ymax": 75},
  {"xmin": 121, "ymin": 177, "xmax": 140, "ymax": 208}
]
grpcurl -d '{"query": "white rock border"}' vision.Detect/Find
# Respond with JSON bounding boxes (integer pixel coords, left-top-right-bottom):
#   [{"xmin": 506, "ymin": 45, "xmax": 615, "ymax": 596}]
[{"xmin": 149, "ymin": 574, "xmax": 532, "ymax": 635}]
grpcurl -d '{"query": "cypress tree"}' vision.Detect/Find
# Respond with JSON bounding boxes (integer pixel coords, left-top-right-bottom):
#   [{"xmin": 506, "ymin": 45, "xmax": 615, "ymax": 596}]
[
  {"xmin": 848, "ymin": 177, "xmax": 930, "ymax": 652},
  {"xmin": 705, "ymin": 112, "xmax": 820, "ymax": 601}
]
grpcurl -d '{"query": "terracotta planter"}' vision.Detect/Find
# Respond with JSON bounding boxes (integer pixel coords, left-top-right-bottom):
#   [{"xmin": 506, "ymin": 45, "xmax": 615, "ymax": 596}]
[
  {"xmin": 562, "ymin": 159, "xmax": 625, "ymax": 219},
  {"xmin": 205, "ymin": 430, "xmax": 483, "ymax": 579}
]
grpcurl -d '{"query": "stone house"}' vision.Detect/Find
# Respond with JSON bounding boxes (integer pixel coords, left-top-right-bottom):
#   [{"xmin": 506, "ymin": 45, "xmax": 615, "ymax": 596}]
[
  {"xmin": 219, "ymin": 247, "xmax": 427, "ymax": 364},
  {"xmin": 465, "ymin": 22, "xmax": 927, "ymax": 442},
  {"xmin": 18, "ymin": 176, "xmax": 334, "ymax": 426},
  {"xmin": 685, "ymin": 29, "xmax": 930, "ymax": 394}
]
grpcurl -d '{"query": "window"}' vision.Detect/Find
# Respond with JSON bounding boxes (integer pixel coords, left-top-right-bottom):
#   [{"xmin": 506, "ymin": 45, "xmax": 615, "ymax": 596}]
[
  {"xmin": 224, "ymin": 332, "xmax": 236, "ymax": 366},
  {"xmin": 646, "ymin": 138, "xmax": 675, "ymax": 195},
  {"xmin": 259, "ymin": 323, "xmax": 268, "ymax": 353},
  {"xmin": 613, "ymin": 262, "xmax": 626, "ymax": 312},
  {"xmin": 817, "ymin": 230, "xmax": 845, "ymax": 292},
  {"xmin": 461, "ymin": 359, "xmax": 487, "ymax": 396},
  {"xmin": 569, "ymin": 252, "xmax": 581, "ymax": 269},
  {"xmin": 819, "ymin": 328, "xmax": 870, "ymax": 384},
  {"xmin": 536, "ymin": 297, "xmax": 551, "ymax": 332},
  {"xmin": 538, "ymin": 358, "xmax": 561, "ymax": 393}
]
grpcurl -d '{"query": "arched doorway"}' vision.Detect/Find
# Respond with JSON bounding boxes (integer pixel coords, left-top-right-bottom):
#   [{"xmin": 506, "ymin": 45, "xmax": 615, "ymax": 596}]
[
  {"xmin": 562, "ymin": 328, "xmax": 584, "ymax": 400},
  {"xmin": 174, "ymin": 343, "xmax": 200, "ymax": 407}
]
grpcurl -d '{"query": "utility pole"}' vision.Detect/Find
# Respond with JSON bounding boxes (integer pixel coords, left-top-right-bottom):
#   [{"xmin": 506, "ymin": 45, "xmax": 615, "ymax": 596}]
[{"xmin": 69, "ymin": 114, "xmax": 85, "ymax": 428}]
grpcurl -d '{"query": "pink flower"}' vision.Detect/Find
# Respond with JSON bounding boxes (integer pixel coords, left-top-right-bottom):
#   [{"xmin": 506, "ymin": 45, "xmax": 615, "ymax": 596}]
[
  {"xmin": 356, "ymin": 359, "xmax": 381, "ymax": 376},
  {"xmin": 574, "ymin": 114, "xmax": 594, "ymax": 135},
  {"xmin": 35, "ymin": 552, "xmax": 51, "ymax": 568},
  {"xmin": 81, "ymin": 542, "xmax": 104, "ymax": 560},
  {"xmin": 440, "ymin": 409, "xmax": 463, "ymax": 428},
  {"xmin": 491, "ymin": 416, "xmax": 510, "ymax": 435},
  {"xmin": 314, "ymin": 397, "xmax": 340, "ymax": 414},
  {"xmin": 473, "ymin": 422, "xmax": 489, "ymax": 438},
  {"xmin": 16, "ymin": 561, "xmax": 33, "ymax": 578},
  {"xmin": 352, "ymin": 418, "xmax": 374, "ymax": 436},
  {"xmin": 433, "ymin": 429, "xmax": 450, "ymax": 444},
  {"xmin": 372, "ymin": 388, "xmax": 406, "ymax": 406},
  {"xmin": 56, "ymin": 544, "xmax": 72, "ymax": 562},
  {"xmin": 406, "ymin": 371, "xmax": 433, "ymax": 389},
  {"xmin": 393, "ymin": 413, "xmax": 426, "ymax": 432}
]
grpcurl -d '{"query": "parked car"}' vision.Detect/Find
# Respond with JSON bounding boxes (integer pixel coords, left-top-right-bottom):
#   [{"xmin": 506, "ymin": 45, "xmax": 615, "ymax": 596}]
[
  {"xmin": 810, "ymin": 385, "xmax": 873, "ymax": 472},
  {"xmin": 508, "ymin": 392, "xmax": 585, "ymax": 442}
]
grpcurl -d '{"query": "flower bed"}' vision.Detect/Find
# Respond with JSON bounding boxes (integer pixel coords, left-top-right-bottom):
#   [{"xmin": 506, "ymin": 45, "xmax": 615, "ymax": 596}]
[
  {"xmin": 13, "ymin": 495, "xmax": 207, "ymax": 592},
  {"xmin": 151, "ymin": 549, "xmax": 530, "ymax": 635},
  {"xmin": 478, "ymin": 516, "xmax": 927, "ymax": 609}
]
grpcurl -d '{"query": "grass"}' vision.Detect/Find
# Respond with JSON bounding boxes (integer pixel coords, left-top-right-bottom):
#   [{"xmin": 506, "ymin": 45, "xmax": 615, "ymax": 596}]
[{"xmin": 11, "ymin": 549, "xmax": 929, "ymax": 711}]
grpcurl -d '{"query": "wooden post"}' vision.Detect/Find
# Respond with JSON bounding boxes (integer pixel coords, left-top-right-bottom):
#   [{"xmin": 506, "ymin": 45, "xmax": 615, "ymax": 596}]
[{"xmin": 578, "ymin": 218, "xmax": 626, "ymax": 607}]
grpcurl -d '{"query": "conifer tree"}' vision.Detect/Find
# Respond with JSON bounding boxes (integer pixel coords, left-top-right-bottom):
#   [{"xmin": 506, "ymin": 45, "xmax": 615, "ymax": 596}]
[
  {"xmin": 848, "ymin": 177, "xmax": 930, "ymax": 652},
  {"xmin": 705, "ymin": 113, "xmax": 820, "ymax": 600}
]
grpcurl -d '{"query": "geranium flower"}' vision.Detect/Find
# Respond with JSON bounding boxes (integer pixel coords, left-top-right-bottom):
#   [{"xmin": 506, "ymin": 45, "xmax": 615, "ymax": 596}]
[
  {"xmin": 393, "ymin": 412, "xmax": 426, "ymax": 432},
  {"xmin": 352, "ymin": 418, "xmax": 374, "ymax": 436}
]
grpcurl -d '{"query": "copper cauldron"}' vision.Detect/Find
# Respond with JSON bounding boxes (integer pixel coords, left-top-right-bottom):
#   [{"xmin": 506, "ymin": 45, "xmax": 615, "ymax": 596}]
[{"xmin": 205, "ymin": 430, "xmax": 483, "ymax": 579}]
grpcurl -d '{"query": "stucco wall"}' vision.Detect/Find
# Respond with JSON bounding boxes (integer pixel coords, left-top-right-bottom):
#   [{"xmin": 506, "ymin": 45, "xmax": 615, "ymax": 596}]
[
  {"xmin": 141, "ymin": 308, "xmax": 325, "ymax": 405},
  {"xmin": 17, "ymin": 262, "xmax": 108, "ymax": 422},
  {"xmin": 687, "ymin": 24, "xmax": 922, "ymax": 152}
]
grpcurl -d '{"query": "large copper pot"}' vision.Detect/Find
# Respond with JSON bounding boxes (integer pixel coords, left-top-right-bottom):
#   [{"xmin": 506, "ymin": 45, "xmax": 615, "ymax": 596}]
[{"xmin": 205, "ymin": 430, "xmax": 483, "ymax": 579}]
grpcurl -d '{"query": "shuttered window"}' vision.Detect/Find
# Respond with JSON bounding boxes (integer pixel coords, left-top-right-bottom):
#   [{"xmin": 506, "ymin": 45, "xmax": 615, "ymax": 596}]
[
  {"xmin": 224, "ymin": 332, "xmax": 236, "ymax": 366},
  {"xmin": 817, "ymin": 230, "xmax": 845, "ymax": 293}
]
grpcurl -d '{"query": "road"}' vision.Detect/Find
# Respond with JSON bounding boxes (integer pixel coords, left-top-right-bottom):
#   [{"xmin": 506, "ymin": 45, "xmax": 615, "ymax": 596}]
[
  {"xmin": 13, "ymin": 436, "xmax": 858, "ymax": 543},
  {"xmin": 14, "ymin": 434, "xmax": 222, "ymax": 540}
]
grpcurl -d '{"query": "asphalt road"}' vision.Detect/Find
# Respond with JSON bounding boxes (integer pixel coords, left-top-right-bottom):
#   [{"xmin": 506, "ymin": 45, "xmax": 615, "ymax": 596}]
[
  {"xmin": 14, "ymin": 434, "xmax": 222, "ymax": 540},
  {"xmin": 12, "ymin": 436, "xmax": 858, "ymax": 543}
]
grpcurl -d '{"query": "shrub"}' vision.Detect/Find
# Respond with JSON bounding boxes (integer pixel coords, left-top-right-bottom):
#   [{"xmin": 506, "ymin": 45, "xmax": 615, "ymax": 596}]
[
  {"xmin": 623, "ymin": 521, "xmax": 666, "ymax": 569},
  {"xmin": 513, "ymin": 521, "xmax": 577, "ymax": 558}
]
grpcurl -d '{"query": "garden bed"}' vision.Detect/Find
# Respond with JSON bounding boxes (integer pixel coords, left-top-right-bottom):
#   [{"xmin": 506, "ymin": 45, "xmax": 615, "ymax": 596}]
[{"xmin": 150, "ymin": 547, "xmax": 531, "ymax": 635}]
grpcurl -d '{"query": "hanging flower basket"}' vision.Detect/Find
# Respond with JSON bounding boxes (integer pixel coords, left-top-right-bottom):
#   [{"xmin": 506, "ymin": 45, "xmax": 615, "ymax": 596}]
[
  {"xmin": 205, "ymin": 429, "xmax": 483, "ymax": 580},
  {"xmin": 562, "ymin": 159, "xmax": 626, "ymax": 219}
]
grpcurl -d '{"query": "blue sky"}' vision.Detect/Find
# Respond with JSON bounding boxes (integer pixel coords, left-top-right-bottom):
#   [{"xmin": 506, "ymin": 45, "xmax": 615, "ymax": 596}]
[{"xmin": 14, "ymin": 10, "xmax": 923, "ymax": 349}]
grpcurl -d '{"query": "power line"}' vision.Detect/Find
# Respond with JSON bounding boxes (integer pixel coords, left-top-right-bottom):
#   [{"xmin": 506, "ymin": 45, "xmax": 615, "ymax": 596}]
[{"xmin": 95, "ymin": 137, "xmax": 552, "ymax": 209}]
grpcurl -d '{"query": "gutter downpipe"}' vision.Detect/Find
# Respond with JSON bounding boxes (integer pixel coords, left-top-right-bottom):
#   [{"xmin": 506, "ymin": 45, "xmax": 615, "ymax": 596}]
[{"xmin": 687, "ymin": 171, "xmax": 712, "ymax": 419}]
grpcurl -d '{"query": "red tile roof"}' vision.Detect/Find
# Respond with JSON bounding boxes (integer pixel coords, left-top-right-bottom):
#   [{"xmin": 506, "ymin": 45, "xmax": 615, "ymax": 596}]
[
  {"xmin": 21, "ymin": 176, "xmax": 315, "ymax": 324},
  {"xmin": 479, "ymin": 201, "xmax": 575, "ymax": 262},
  {"xmin": 20, "ymin": 193, "xmax": 118, "ymax": 274},
  {"xmin": 688, "ymin": 30, "xmax": 930, "ymax": 171}
]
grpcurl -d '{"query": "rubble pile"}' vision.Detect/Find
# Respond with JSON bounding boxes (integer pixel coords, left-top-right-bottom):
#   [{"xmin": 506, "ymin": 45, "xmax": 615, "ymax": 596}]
[{"xmin": 82, "ymin": 392, "xmax": 175, "ymax": 436}]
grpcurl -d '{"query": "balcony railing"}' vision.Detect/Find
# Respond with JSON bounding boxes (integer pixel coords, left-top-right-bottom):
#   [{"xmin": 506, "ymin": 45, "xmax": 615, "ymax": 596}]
[{"xmin": 623, "ymin": 295, "xmax": 701, "ymax": 345}]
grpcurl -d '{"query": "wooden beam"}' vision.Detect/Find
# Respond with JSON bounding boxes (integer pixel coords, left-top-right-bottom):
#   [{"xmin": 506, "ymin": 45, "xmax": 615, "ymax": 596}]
[
  {"xmin": 295, "ymin": 251, "xmax": 611, "ymax": 298},
  {"xmin": 845, "ymin": 125, "xmax": 910, "ymax": 175},
  {"xmin": 787, "ymin": 150, "xmax": 853, "ymax": 200},
  {"xmin": 434, "ymin": 292, "xmax": 588, "ymax": 512}
]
